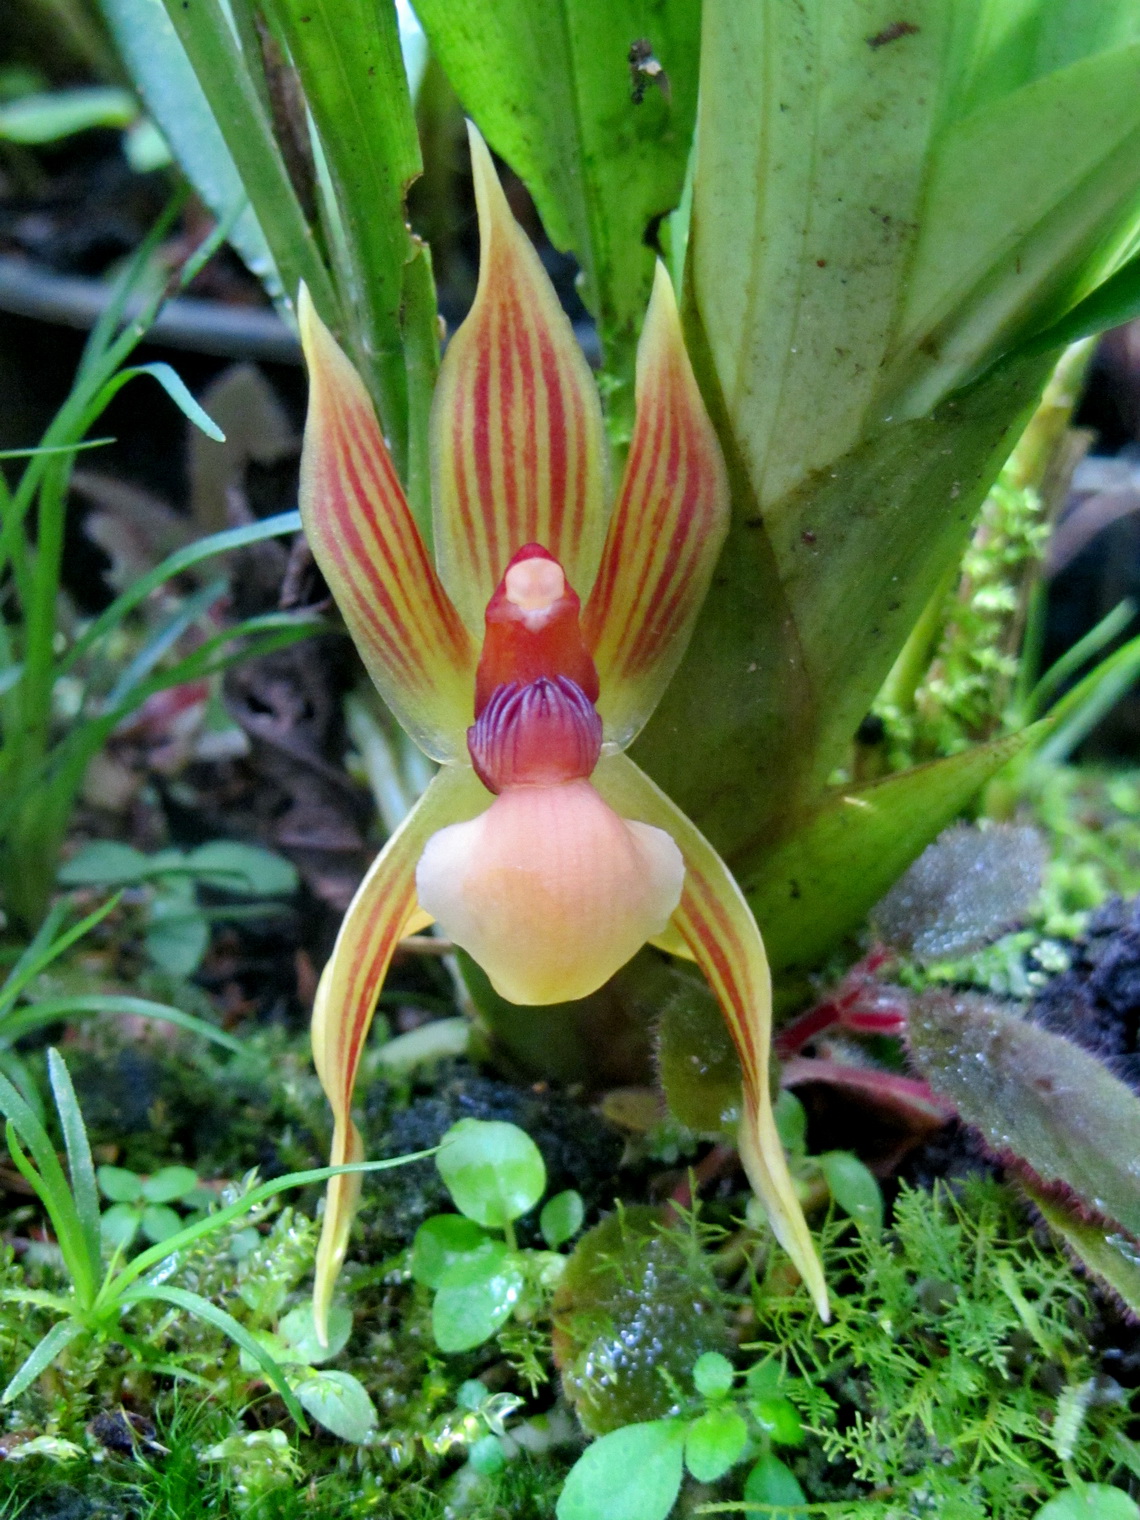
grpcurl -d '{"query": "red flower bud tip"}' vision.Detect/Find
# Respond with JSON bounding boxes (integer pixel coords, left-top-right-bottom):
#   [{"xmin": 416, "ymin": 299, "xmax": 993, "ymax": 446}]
[
  {"xmin": 468, "ymin": 676, "xmax": 603, "ymax": 792},
  {"xmin": 474, "ymin": 544, "xmax": 599, "ymax": 715}
]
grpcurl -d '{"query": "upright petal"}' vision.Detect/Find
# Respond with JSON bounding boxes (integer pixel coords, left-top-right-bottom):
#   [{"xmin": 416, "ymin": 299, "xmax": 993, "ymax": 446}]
[
  {"xmin": 299, "ymin": 286, "xmax": 478, "ymax": 762},
  {"xmin": 583, "ymin": 262, "xmax": 729, "ymax": 748},
  {"xmin": 311, "ymin": 764, "xmax": 492, "ymax": 1337},
  {"xmin": 430, "ymin": 125, "xmax": 610, "ymax": 630},
  {"xmin": 592, "ymin": 753, "xmax": 829, "ymax": 1321}
]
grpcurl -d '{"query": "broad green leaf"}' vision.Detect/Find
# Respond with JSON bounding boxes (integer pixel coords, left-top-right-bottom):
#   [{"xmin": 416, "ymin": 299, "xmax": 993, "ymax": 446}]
[
  {"xmin": 186, "ymin": 841, "xmax": 298, "ymax": 897},
  {"xmin": 140, "ymin": 1166, "xmax": 199, "ymax": 1204},
  {"xmin": 751, "ymin": 1397, "xmax": 804, "ymax": 1448},
  {"xmin": 819, "ymin": 1152, "xmax": 884, "ymax": 1236},
  {"xmin": 1035, "ymin": 1490, "xmax": 1139, "ymax": 1520},
  {"xmin": 692, "ymin": 1351, "xmax": 734, "ymax": 1401},
  {"xmin": 742, "ymin": 729, "xmax": 1039, "ymax": 973},
  {"xmin": 294, "ymin": 1370, "xmax": 377, "ymax": 1444},
  {"xmin": 264, "ymin": 0, "xmax": 431, "ymax": 479},
  {"xmin": 141, "ymin": 1203, "xmax": 183, "ymax": 1243},
  {"xmin": 100, "ymin": 1202, "xmax": 142, "ymax": 1249},
  {"xmin": 436, "ymin": 1119, "xmax": 546, "ymax": 1229},
  {"xmin": 743, "ymin": 1451, "xmax": 806, "ymax": 1514},
  {"xmin": 97, "ymin": 1166, "xmax": 144, "ymax": 1204},
  {"xmin": 540, "ymin": 1190, "xmax": 585, "ymax": 1251},
  {"xmin": 144, "ymin": 902, "xmax": 210, "ymax": 978},
  {"xmin": 684, "ymin": 1406, "xmax": 747, "ymax": 1483},
  {"xmin": 410, "ymin": 1214, "xmax": 488, "ymax": 1289},
  {"xmin": 431, "ymin": 1239, "xmax": 524, "ymax": 1352},
  {"xmin": 0, "ymin": 87, "xmax": 136, "ymax": 143},
  {"xmin": 910, "ymin": 991, "xmax": 1140, "ymax": 1239},
  {"xmin": 556, "ymin": 1420, "xmax": 686, "ymax": 1520},
  {"xmin": 279, "ymin": 1302, "xmax": 352, "ymax": 1365},
  {"xmin": 414, "ymin": 0, "xmax": 700, "ymax": 392},
  {"xmin": 59, "ymin": 841, "xmax": 150, "ymax": 887},
  {"xmin": 889, "ymin": 44, "xmax": 1140, "ymax": 414},
  {"xmin": 99, "ymin": 0, "xmax": 284, "ymax": 299}
]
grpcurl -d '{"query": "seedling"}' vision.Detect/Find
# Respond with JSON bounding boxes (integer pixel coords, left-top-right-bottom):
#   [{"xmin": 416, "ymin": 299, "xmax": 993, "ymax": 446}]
[
  {"xmin": 97, "ymin": 1163, "xmax": 210, "ymax": 1250},
  {"xmin": 410, "ymin": 1118, "xmax": 585, "ymax": 1354}
]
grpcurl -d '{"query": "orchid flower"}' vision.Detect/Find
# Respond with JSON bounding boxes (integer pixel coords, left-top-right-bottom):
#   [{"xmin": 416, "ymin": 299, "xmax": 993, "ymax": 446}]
[{"xmin": 298, "ymin": 125, "xmax": 827, "ymax": 1337}]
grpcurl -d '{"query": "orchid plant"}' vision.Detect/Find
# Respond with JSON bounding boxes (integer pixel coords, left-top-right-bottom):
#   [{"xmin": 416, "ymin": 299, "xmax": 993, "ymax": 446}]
[{"xmin": 297, "ymin": 127, "xmax": 825, "ymax": 1336}]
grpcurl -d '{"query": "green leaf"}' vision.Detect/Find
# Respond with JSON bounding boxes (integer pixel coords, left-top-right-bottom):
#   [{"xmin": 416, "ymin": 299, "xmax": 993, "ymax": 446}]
[
  {"xmin": 98, "ymin": 1166, "xmax": 144, "ymax": 1204},
  {"xmin": 411, "ymin": 1214, "xmax": 489, "ymax": 1289},
  {"xmin": 185, "ymin": 841, "xmax": 298, "ymax": 897},
  {"xmin": 691, "ymin": 1351, "xmax": 734, "ymax": 1402},
  {"xmin": 279, "ymin": 1302, "xmax": 352, "ymax": 1365},
  {"xmin": 436, "ymin": 1119, "xmax": 546, "ymax": 1229},
  {"xmin": 294, "ymin": 1370, "xmax": 377, "ymax": 1444},
  {"xmin": 414, "ymin": 0, "xmax": 700, "ymax": 391},
  {"xmin": 121, "ymin": 1283, "xmax": 306, "ymax": 1428},
  {"xmin": 144, "ymin": 904, "xmax": 210, "ymax": 978},
  {"xmin": 141, "ymin": 1203, "xmax": 184, "ymax": 1243},
  {"xmin": 47, "ymin": 1050, "xmax": 101, "ymax": 1282},
  {"xmin": 751, "ymin": 1397, "xmax": 804, "ymax": 1449},
  {"xmin": 99, "ymin": 0, "xmax": 284, "ymax": 299},
  {"xmin": 58, "ymin": 841, "xmax": 150, "ymax": 887},
  {"xmin": 743, "ymin": 1452, "xmax": 806, "ymax": 1514},
  {"xmin": 745, "ymin": 730, "xmax": 1041, "ymax": 973},
  {"xmin": 0, "ymin": 87, "xmax": 136, "ymax": 144},
  {"xmin": 556, "ymin": 1420, "xmax": 686, "ymax": 1520},
  {"xmin": 1, "ymin": 1319, "xmax": 87, "ymax": 1405},
  {"xmin": 100, "ymin": 1202, "xmax": 142, "ymax": 1249},
  {"xmin": 264, "ymin": 0, "xmax": 430, "ymax": 478},
  {"xmin": 819, "ymin": 1152, "xmax": 884, "ymax": 1236},
  {"xmin": 773, "ymin": 1093, "xmax": 807, "ymax": 1159},
  {"xmin": 431, "ymin": 1239, "xmax": 524, "ymax": 1353},
  {"xmin": 1026, "ymin": 1181, "xmax": 1140, "ymax": 1320},
  {"xmin": 684, "ymin": 1406, "xmax": 747, "ymax": 1483},
  {"xmin": 1035, "ymin": 1489, "xmax": 1140, "ymax": 1520},
  {"xmin": 540, "ymin": 1189, "xmax": 585, "ymax": 1251},
  {"xmin": 97, "ymin": 363, "xmax": 224, "ymax": 442},
  {"xmin": 910, "ymin": 992, "xmax": 1140, "ymax": 1238},
  {"xmin": 140, "ymin": 1166, "xmax": 200, "ymax": 1204},
  {"xmin": 0, "ymin": 1081, "xmax": 93, "ymax": 1306},
  {"xmin": 4, "ymin": 994, "xmax": 244, "ymax": 1054}
]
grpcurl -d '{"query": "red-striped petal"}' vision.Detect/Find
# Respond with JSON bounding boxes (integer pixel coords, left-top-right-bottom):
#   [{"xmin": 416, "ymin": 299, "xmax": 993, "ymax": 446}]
[
  {"xmin": 298, "ymin": 286, "xmax": 478, "ymax": 762},
  {"xmin": 429, "ymin": 125, "xmax": 610, "ymax": 631},
  {"xmin": 592, "ymin": 753, "xmax": 829, "ymax": 1320},
  {"xmin": 584, "ymin": 263, "xmax": 729, "ymax": 748},
  {"xmin": 310, "ymin": 764, "xmax": 492, "ymax": 1339}
]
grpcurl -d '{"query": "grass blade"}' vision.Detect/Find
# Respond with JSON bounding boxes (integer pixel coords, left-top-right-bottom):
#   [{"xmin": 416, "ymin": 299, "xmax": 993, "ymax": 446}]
[
  {"xmin": 118, "ymin": 1284, "xmax": 306, "ymax": 1428},
  {"xmin": 2, "ymin": 1318, "xmax": 87, "ymax": 1404},
  {"xmin": 104, "ymin": 578, "xmax": 227, "ymax": 707},
  {"xmin": 1025, "ymin": 597, "xmax": 1136, "ymax": 717},
  {"xmin": 46, "ymin": 1049, "xmax": 102, "ymax": 1280},
  {"xmin": 3, "ymin": 995, "xmax": 244, "ymax": 1053},
  {"xmin": 0, "ymin": 893, "xmax": 122, "ymax": 1017}
]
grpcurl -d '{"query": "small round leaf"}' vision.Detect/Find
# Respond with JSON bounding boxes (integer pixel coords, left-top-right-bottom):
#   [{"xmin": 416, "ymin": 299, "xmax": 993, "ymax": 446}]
[
  {"xmin": 412, "ymin": 1213, "xmax": 489, "ymax": 1288},
  {"xmin": 745, "ymin": 1359, "xmax": 784, "ymax": 1400},
  {"xmin": 819, "ymin": 1151, "xmax": 884, "ymax": 1235},
  {"xmin": 436, "ymin": 1119, "xmax": 546, "ymax": 1228},
  {"xmin": 97, "ymin": 1165, "xmax": 144, "ymax": 1204},
  {"xmin": 279, "ymin": 1301, "xmax": 352, "ymax": 1364},
  {"xmin": 141, "ymin": 1203, "xmax": 183, "ymax": 1243},
  {"xmin": 684, "ymin": 1407, "xmax": 748, "ymax": 1482},
  {"xmin": 100, "ymin": 1202, "xmax": 141, "ymax": 1249},
  {"xmin": 468, "ymin": 1435, "xmax": 507, "ymax": 1475},
  {"xmin": 141, "ymin": 1165, "xmax": 199, "ymax": 1203},
  {"xmin": 294, "ymin": 1370, "xmax": 377, "ymax": 1443},
  {"xmin": 744, "ymin": 1452, "xmax": 806, "ymax": 1514},
  {"xmin": 751, "ymin": 1397, "xmax": 804, "ymax": 1448},
  {"xmin": 432, "ymin": 1240, "xmax": 524, "ymax": 1352},
  {"xmin": 1036, "ymin": 1489, "xmax": 1140, "ymax": 1520},
  {"xmin": 541, "ymin": 1189, "xmax": 585, "ymax": 1249},
  {"xmin": 557, "ymin": 1420, "xmax": 687, "ymax": 1520},
  {"xmin": 692, "ymin": 1351, "xmax": 735, "ymax": 1400}
]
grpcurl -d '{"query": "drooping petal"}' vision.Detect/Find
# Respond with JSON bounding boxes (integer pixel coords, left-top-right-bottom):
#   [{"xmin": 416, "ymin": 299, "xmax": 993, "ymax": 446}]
[
  {"xmin": 311, "ymin": 764, "xmax": 492, "ymax": 1338},
  {"xmin": 583, "ymin": 262, "xmax": 729, "ymax": 748},
  {"xmin": 430, "ymin": 125, "xmax": 610, "ymax": 630},
  {"xmin": 416, "ymin": 779, "xmax": 684, "ymax": 1006},
  {"xmin": 592, "ymin": 753, "xmax": 829, "ymax": 1320},
  {"xmin": 298, "ymin": 286, "xmax": 478, "ymax": 762}
]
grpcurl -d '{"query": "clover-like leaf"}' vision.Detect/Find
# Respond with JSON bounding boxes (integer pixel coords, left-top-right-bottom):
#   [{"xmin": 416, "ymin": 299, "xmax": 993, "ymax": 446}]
[{"xmin": 436, "ymin": 1119, "xmax": 545, "ymax": 1229}]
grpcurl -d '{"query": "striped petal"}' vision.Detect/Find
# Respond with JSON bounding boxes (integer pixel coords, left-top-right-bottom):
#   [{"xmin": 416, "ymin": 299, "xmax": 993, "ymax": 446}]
[
  {"xmin": 311, "ymin": 764, "xmax": 491, "ymax": 1339},
  {"xmin": 583, "ymin": 262, "xmax": 729, "ymax": 748},
  {"xmin": 299, "ymin": 286, "xmax": 478, "ymax": 762},
  {"xmin": 592, "ymin": 753, "xmax": 829, "ymax": 1321},
  {"xmin": 430, "ymin": 124, "xmax": 610, "ymax": 630}
]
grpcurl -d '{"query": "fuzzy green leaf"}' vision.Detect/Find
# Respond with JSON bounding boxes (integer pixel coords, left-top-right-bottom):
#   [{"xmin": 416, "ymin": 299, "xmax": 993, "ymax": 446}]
[{"xmin": 684, "ymin": 1406, "xmax": 747, "ymax": 1482}]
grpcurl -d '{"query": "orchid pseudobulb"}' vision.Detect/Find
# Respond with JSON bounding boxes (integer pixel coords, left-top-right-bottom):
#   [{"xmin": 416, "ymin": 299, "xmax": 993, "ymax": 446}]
[{"xmin": 298, "ymin": 123, "xmax": 828, "ymax": 1338}]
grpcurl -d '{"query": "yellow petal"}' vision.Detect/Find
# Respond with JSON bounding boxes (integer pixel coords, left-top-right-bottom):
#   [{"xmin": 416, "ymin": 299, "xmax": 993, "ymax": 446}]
[
  {"xmin": 415, "ymin": 779, "xmax": 684, "ymax": 1005},
  {"xmin": 429, "ymin": 124, "xmax": 610, "ymax": 630},
  {"xmin": 592, "ymin": 753, "xmax": 829, "ymax": 1320},
  {"xmin": 310, "ymin": 763, "xmax": 491, "ymax": 1339}
]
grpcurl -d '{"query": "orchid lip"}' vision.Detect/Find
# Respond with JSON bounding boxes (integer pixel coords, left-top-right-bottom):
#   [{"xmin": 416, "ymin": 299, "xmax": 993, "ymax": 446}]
[{"xmin": 467, "ymin": 675, "xmax": 603, "ymax": 792}]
